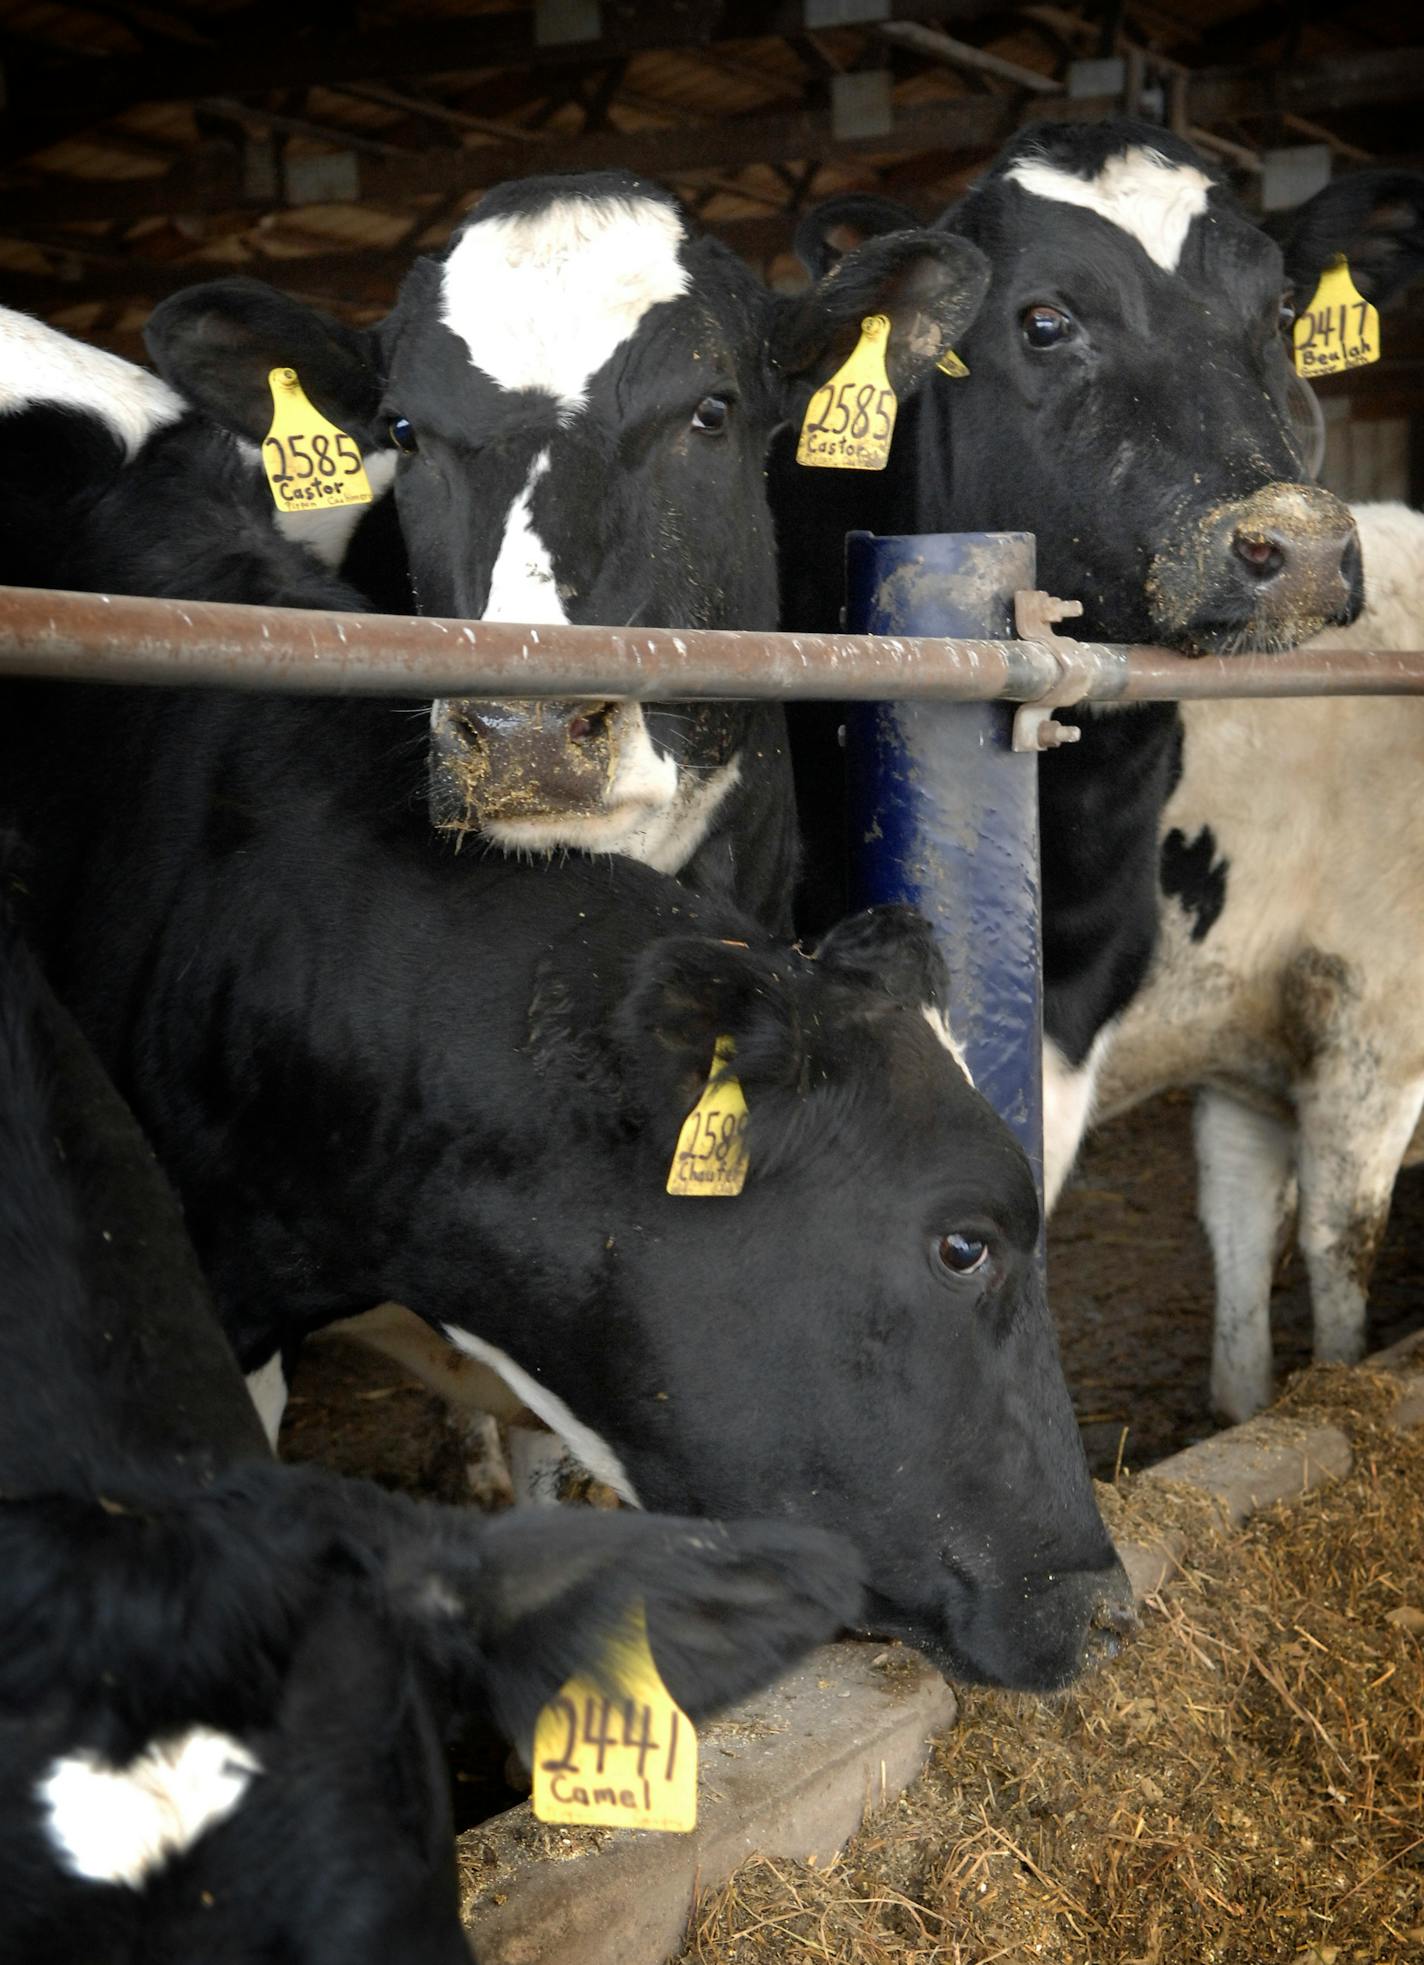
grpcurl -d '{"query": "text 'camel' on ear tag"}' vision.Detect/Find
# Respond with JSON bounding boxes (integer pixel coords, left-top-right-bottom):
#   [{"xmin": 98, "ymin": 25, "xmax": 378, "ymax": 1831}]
[
  {"xmin": 666, "ymin": 1035, "xmax": 748, "ymax": 1197},
  {"xmin": 797, "ymin": 313, "xmax": 896, "ymax": 470},
  {"xmin": 1292, "ymin": 258, "xmax": 1380, "ymax": 378},
  {"xmin": 263, "ymin": 367, "xmax": 373, "ymax": 513},
  {"xmin": 936, "ymin": 347, "xmax": 969, "ymax": 378},
  {"xmin": 532, "ymin": 1603, "xmax": 697, "ymax": 1834}
]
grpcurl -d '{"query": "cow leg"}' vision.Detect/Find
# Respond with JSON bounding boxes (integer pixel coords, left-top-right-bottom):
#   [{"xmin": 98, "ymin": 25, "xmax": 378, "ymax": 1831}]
[
  {"xmin": 1294, "ymin": 1066, "xmax": 1424, "ymax": 1368},
  {"xmin": 1196, "ymin": 1088, "xmax": 1295, "ymax": 1423},
  {"xmin": 1042, "ymin": 1027, "xmax": 1115, "ymax": 1212}
]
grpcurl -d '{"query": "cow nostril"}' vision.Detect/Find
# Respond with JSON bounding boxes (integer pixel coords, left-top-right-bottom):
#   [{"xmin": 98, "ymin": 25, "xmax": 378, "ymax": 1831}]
[
  {"xmin": 1339, "ymin": 530, "xmax": 1362, "ymax": 592},
  {"xmin": 1232, "ymin": 528, "xmax": 1286, "ymax": 579},
  {"xmin": 567, "ymin": 704, "xmax": 611, "ymax": 745},
  {"xmin": 1088, "ymin": 1591, "xmax": 1139, "ymax": 1660}
]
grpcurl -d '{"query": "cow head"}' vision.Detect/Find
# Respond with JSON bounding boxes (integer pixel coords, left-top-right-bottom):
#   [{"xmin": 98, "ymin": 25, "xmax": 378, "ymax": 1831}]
[
  {"xmin": 797, "ymin": 124, "xmax": 1424, "ymax": 652},
  {"xmin": 146, "ymin": 176, "xmax": 987, "ymax": 853},
  {"xmin": 491, "ymin": 902, "xmax": 1131, "ymax": 1691},
  {"xmin": 1, "ymin": 1471, "xmax": 858, "ymax": 1963}
]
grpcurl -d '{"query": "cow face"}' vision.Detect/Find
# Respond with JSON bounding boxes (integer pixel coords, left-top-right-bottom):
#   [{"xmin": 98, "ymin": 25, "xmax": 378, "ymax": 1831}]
[
  {"xmin": 798, "ymin": 125, "xmax": 1424, "ymax": 653},
  {"xmin": 145, "ymin": 176, "xmax": 987, "ymax": 856},
  {"xmin": 1, "ymin": 1471, "xmax": 857, "ymax": 1964},
  {"xmin": 456, "ymin": 904, "xmax": 1130, "ymax": 1693}
]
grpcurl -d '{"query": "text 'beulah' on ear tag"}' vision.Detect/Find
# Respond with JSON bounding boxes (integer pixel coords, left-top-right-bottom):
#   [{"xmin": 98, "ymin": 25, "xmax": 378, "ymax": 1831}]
[
  {"xmin": 1292, "ymin": 257, "xmax": 1380, "ymax": 379},
  {"xmin": 666, "ymin": 1035, "xmax": 748, "ymax": 1197},
  {"xmin": 263, "ymin": 367, "xmax": 373, "ymax": 513},
  {"xmin": 797, "ymin": 313, "xmax": 896, "ymax": 470},
  {"xmin": 936, "ymin": 347, "xmax": 969, "ymax": 379},
  {"xmin": 532, "ymin": 1603, "xmax": 697, "ymax": 1834}
]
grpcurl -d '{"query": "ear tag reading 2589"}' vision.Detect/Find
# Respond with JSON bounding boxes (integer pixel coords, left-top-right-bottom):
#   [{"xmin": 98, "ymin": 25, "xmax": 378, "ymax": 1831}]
[
  {"xmin": 1292, "ymin": 258, "xmax": 1380, "ymax": 379},
  {"xmin": 666, "ymin": 1035, "xmax": 749, "ymax": 1197},
  {"xmin": 797, "ymin": 313, "xmax": 897, "ymax": 470},
  {"xmin": 532, "ymin": 1603, "xmax": 697, "ymax": 1833},
  {"xmin": 263, "ymin": 367, "xmax": 373, "ymax": 513}
]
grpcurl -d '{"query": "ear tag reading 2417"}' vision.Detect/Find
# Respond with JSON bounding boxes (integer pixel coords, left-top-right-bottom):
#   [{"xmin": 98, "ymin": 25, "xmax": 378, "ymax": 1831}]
[
  {"xmin": 666, "ymin": 1035, "xmax": 749, "ymax": 1197},
  {"xmin": 532, "ymin": 1604, "xmax": 697, "ymax": 1833},
  {"xmin": 263, "ymin": 367, "xmax": 373, "ymax": 513},
  {"xmin": 797, "ymin": 313, "xmax": 897, "ymax": 470},
  {"xmin": 1292, "ymin": 258, "xmax": 1380, "ymax": 379}
]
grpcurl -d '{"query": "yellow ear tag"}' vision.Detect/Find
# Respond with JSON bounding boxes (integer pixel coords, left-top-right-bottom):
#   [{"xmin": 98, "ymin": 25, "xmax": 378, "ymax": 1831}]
[
  {"xmin": 262, "ymin": 367, "xmax": 373, "ymax": 513},
  {"xmin": 532, "ymin": 1603, "xmax": 697, "ymax": 1834},
  {"xmin": 666, "ymin": 1035, "xmax": 749, "ymax": 1197},
  {"xmin": 936, "ymin": 347, "xmax": 970, "ymax": 379},
  {"xmin": 797, "ymin": 313, "xmax": 896, "ymax": 470},
  {"xmin": 1292, "ymin": 258, "xmax": 1380, "ymax": 379}
]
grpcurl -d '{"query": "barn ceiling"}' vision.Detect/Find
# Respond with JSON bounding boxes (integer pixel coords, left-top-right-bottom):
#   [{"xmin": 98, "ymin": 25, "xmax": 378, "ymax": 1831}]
[{"xmin": 0, "ymin": 0, "xmax": 1421, "ymax": 373}]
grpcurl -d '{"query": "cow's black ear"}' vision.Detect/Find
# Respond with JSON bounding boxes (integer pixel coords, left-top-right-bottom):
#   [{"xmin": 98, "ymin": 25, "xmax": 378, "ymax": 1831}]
[
  {"xmin": 771, "ymin": 231, "xmax": 989, "ymax": 413},
  {"xmin": 382, "ymin": 1505, "xmax": 861, "ymax": 1739},
  {"xmin": 613, "ymin": 933, "xmax": 808, "ymax": 1118},
  {"xmin": 1278, "ymin": 170, "xmax": 1424, "ymax": 308},
  {"xmin": 813, "ymin": 904, "xmax": 948, "ymax": 1016},
  {"xmin": 145, "ymin": 277, "xmax": 385, "ymax": 446},
  {"xmin": 792, "ymin": 193, "xmax": 924, "ymax": 280}
]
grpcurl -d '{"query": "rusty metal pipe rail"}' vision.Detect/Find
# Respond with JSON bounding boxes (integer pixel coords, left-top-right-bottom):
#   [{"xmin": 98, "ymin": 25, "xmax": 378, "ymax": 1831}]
[{"xmin": 1, "ymin": 584, "xmax": 1422, "ymax": 702}]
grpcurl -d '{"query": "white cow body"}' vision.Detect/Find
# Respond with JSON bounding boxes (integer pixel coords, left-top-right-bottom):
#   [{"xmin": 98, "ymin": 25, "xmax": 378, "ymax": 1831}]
[{"xmin": 1083, "ymin": 502, "xmax": 1424, "ymax": 1419}]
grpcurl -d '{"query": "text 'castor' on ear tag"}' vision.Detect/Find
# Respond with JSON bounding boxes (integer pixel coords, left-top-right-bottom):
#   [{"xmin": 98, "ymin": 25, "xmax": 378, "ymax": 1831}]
[
  {"xmin": 936, "ymin": 347, "xmax": 969, "ymax": 378},
  {"xmin": 263, "ymin": 367, "xmax": 373, "ymax": 513},
  {"xmin": 532, "ymin": 1604, "xmax": 697, "ymax": 1834},
  {"xmin": 797, "ymin": 313, "xmax": 896, "ymax": 470},
  {"xmin": 1292, "ymin": 258, "xmax": 1380, "ymax": 378},
  {"xmin": 666, "ymin": 1035, "xmax": 748, "ymax": 1197}
]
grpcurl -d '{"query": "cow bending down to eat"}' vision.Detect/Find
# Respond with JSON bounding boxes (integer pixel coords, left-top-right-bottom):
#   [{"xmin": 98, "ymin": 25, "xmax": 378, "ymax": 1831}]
[{"xmin": 0, "ymin": 873, "xmax": 862, "ymax": 1965}]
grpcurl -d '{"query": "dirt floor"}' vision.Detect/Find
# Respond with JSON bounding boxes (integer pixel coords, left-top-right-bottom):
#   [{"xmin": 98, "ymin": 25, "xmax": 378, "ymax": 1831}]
[{"xmin": 281, "ymin": 1089, "xmax": 1424, "ymax": 1490}]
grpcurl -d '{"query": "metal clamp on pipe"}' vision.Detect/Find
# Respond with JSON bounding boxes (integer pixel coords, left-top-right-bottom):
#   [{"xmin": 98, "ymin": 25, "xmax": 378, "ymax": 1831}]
[{"xmin": 1010, "ymin": 590, "xmax": 1100, "ymax": 752}]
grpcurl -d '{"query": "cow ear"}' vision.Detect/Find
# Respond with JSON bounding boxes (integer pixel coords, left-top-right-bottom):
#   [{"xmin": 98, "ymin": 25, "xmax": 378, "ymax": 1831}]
[
  {"xmin": 771, "ymin": 230, "xmax": 989, "ymax": 414},
  {"xmin": 792, "ymin": 192, "xmax": 924, "ymax": 279},
  {"xmin": 813, "ymin": 904, "xmax": 948, "ymax": 1016},
  {"xmin": 388, "ymin": 1508, "xmax": 861, "ymax": 1738},
  {"xmin": 1279, "ymin": 170, "xmax": 1424, "ymax": 308},
  {"xmin": 145, "ymin": 277, "xmax": 385, "ymax": 447},
  {"xmin": 612, "ymin": 934, "xmax": 810, "ymax": 1119}
]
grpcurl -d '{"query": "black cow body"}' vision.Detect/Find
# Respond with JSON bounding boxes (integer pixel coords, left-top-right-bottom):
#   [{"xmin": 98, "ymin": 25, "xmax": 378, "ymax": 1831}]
[
  {"xmin": 146, "ymin": 172, "xmax": 988, "ymax": 934},
  {"xmin": 0, "ymin": 877, "xmax": 862, "ymax": 1964}
]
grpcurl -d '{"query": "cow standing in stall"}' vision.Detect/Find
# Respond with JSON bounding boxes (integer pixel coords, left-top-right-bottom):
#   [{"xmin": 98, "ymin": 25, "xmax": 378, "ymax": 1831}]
[
  {"xmin": 0, "ymin": 303, "xmax": 1133, "ymax": 1690},
  {"xmin": 775, "ymin": 121, "xmax": 1424, "ymax": 1418},
  {"xmin": 0, "ymin": 876, "xmax": 863, "ymax": 1964},
  {"xmin": 144, "ymin": 172, "xmax": 988, "ymax": 933}
]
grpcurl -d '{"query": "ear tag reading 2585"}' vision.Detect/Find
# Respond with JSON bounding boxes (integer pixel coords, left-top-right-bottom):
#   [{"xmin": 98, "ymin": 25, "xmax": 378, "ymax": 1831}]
[
  {"xmin": 797, "ymin": 313, "xmax": 897, "ymax": 470},
  {"xmin": 666, "ymin": 1035, "xmax": 749, "ymax": 1197},
  {"xmin": 532, "ymin": 1604, "xmax": 697, "ymax": 1833},
  {"xmin": 263, "ymin": 367, "xmax": 373, "ymax": 513},
  {"xmin": 1292, "ymin": 258, "xmax": 1380, "ymax": 379}
]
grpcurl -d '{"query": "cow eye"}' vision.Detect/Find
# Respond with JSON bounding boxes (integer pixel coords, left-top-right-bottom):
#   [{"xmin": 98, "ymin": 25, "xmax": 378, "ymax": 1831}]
[
  {"xmin": 692, "ymin": 395, "xmax": 730, "ymax": 435},
  {"xmin": 1021, "ymin": 304, "xmax": 1074, "ymax": 350},
  {"xmin": 935, "ymin": 1232, "xmax": 989, "ymax": 1278},
  {"xmin": 1278, "ymin": 295, "xmax": 1297, "ymax": 333},
  {"xmin": 389, "ymin": 416, "xmax": 417, "ymax": 453}
]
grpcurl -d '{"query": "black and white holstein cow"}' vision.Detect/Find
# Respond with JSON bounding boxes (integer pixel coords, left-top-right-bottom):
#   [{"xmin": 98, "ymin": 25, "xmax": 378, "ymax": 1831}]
[
  {"xmin": 0, "ymin": 877, "xmax": 861, "ymax": 1964},
  {"xmin": 777, "ymin": 122, "xmax": 1424, "ymax": 1412},
  {"xmin": 1092, "ymin": 501, "xmax": 1424, "ymax": 1418},
  {"xmin": 0, "ymin": 311, "xmax": 1132, "ymax": 1694},
  {"xmin": 145, "ymin": 172, "xmax": 988, "ymax": 933}
]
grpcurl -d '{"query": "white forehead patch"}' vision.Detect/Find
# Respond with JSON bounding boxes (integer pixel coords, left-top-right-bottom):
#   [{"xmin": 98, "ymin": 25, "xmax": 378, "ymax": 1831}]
[
  {"xmin": 440, "ymin": 194, "xmax": 690, "ymax": 409},
  {"xmin": 482, "ymin": 449, "xmax": 567, "ymax": 624},
  {"xmin": 1006, "ymin": 147, "xmax": 1212, "ymax": 274},
  {"xmin": 39, "ymin": 1727, "xmax": 260, "ymax": 1887},
  {"xmin": 0, "ymin": 306, "xmax": 183, "ymax": 458}
]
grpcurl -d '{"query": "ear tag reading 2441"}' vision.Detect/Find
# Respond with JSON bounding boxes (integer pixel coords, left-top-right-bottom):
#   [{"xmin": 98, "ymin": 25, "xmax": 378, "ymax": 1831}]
[
  {"xmin": 532, "ymin": 1604, "xmax": 697, "ymax": 1833},
  {"xmin": 666, "ymin": 1035, "xmax": 749, "ymax": 1197},
  {"xmin": 1292, "ymin": 257, "xmax": 1380, "ymax": 379},
  {"xmin": 797, "ymin": 313, "xmax": 897, "ymax": 470},
  {"xmin": 263, "ymin": 367, "xmax": 373, "ymax": 513}
]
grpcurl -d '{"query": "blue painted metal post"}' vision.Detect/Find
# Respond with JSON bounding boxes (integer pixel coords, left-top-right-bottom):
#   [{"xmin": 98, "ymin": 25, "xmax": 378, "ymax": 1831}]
[{"xmin": 844, "ymin": 531, "xmax": 1044, "ymax": 1197}]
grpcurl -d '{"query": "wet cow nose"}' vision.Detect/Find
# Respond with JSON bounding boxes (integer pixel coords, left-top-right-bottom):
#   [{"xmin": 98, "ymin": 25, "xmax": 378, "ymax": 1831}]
[
  {"xmin": 1228, "ymin": 504, "xmax": 1359, "ymax": 600},
  {"xmin": 1084, "ymin": 1570, "xmax": 1139, "ymax": 1664}
]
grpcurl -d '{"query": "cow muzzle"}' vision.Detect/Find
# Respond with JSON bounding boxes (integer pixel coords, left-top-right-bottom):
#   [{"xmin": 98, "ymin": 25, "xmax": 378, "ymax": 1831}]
[
  {"xmin": 428, "ymin": 697, "xmax": 620, "ymax": 834},
  {"xmin": 1149, "ymin": 482, "xmax": 1361, "ymax": 653},
  {"xmin": 931, "ymin": 1551, "xmax": 1137, "ymax": 1691}
]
